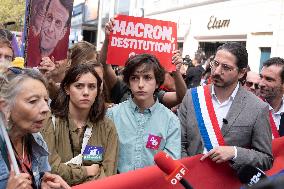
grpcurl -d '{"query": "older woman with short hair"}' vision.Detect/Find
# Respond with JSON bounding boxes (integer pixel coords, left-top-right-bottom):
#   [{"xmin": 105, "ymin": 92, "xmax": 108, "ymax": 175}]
[{"xmin": 0, "ymin": 69, "xmax": 70, "ymax": 189}]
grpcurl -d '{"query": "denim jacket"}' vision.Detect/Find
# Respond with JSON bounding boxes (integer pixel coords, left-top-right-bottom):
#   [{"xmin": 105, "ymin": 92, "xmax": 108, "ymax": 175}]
[{"xmin": 0, "ymin": 132, "xmax": 51, "ymax": 188}]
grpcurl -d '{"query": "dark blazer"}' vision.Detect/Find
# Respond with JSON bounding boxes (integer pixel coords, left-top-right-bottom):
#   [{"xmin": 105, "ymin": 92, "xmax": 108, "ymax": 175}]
[
  {"xmin": 279, "ymin": 114, "xmax": 284, "ymax": 136},
  {"xmin": 178, "ymin": 85, "xmax": 273, "ymax": 171}
]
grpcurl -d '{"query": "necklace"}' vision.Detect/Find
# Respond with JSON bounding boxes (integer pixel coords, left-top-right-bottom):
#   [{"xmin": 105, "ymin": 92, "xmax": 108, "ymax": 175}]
[{"xmin": 21, "ymin": 138, "xmax": 25, "ymax": 162}]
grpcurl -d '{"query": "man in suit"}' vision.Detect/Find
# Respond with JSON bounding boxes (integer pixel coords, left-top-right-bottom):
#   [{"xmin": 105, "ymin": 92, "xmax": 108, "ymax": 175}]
[
  {"xmin": 179, "ymin": 42, "xmax": 273, "ymax": 171},
  {"xmin": 259, "ymin": 57, "xmax": 284, "ymax": 137}
]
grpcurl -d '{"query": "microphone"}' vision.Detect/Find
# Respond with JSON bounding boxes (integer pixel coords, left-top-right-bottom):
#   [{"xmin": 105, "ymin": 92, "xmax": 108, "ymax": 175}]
[
  {"xmin": 223, "ymin": 118, "xmax": 228, "ymax": 124},
  {"xmin": 237, "ymin": 164, "xmax": 267, "ymax": 187},
  {"xmin": 154, "ymin": 151, "xmax": 193, "ymax": 189}
]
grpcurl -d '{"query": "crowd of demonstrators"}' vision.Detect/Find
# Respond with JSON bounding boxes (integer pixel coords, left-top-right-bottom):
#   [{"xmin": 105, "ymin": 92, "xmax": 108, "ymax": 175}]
[
  {"xmin": 100, "ymin": 19, "xmax": 187, "ymax": 109},
  {"xmin": 106, "ymin": 54, "xmax": 181, "ymax": 173},
  {"xmin": 179, "ymin": 42, "xmax": 273, "ymax": 171},
  {"xmin": 0, "ymin": 69, "xmax": 70, "ymax": 189},
  {"xmin": 41, "ymin": 64, "xmax": 118, "ymax": 186}
]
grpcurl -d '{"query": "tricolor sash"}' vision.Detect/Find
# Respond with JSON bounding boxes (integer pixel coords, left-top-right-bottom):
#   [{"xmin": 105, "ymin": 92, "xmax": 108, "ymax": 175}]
[
  {"xmin": 269, "ymin": 111, "xmax": 280, "ymax": 139},
  {"xmin": 191, "ymin": 85, "xmax": 226, "ymax": 152},
  {"xmin": 259, "ymin": 97, "xmax": 280, "ymax": 139}
]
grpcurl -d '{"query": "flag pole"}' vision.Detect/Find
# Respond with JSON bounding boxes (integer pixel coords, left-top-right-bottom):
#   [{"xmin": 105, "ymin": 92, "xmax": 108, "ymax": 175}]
[{"xmin": 0, "ymin": 112, "xmax": 20, "ymax": 175}]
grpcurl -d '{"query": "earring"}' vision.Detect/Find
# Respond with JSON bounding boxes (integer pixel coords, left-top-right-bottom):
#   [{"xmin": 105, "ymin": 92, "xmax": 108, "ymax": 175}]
[{"xmin": 6, "ymin": 117, "xmax": 13, "ymax": 130}]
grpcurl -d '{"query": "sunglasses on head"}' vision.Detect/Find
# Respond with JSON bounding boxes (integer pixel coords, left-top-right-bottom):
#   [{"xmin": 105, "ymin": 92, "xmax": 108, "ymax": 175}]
[
  {"xmin": 245, "ymin": 81, "xmax": 259, "ymax": 89},
  {"xmin": 8, "ymin": 67, "xmax": 23, "ymax": 75}
]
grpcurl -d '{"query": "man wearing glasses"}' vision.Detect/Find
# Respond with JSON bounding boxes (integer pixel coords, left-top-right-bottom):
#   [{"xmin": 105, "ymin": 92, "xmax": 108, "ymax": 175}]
[
  {"xmin": 26, "ymin": 0, "xmax": 73, "ymax": 67},
  {"xmin": 259, "ymin": 57, "xmax": 284, "ymax": 138},
  {"xmin": 179, "ymin": 42, "xmax": 273, "ymax": 171},
  {"xmin": 244, "ymin": 71, "xmax": 261, "ymax": 96}
]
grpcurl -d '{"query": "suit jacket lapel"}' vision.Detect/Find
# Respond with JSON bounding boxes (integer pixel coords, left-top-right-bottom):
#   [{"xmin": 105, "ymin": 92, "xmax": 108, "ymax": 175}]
[
  {"xmin": 221, "ymin": 86, "xmax": 246, "ymax": 136},
  {"xmin": 279, "ymin": 113, "xmax": 284, "ymax": 136}
]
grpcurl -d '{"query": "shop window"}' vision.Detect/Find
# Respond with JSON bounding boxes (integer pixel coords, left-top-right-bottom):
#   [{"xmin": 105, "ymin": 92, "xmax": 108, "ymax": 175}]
[{"xmin": 259, "ymin": 47, "xmax": 271, "ymax": 72}]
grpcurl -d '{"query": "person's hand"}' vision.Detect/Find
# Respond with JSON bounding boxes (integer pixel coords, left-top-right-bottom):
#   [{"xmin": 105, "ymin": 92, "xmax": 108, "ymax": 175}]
[
  {"xmin": 105, "ymin": 18, "xmax": 115, "ymax": 39},
  {"xmin": 38, "ymin": 57, "xmax": 56, "ymax": 76},
  {"xmin": 85, "ymin": 164, "xmax": 100, "ymax": 177},
  {"xmin": 172, "ymin": 50, "xmax": 183, "ymax": 72},
  {"xmin": 41, "ymin": 172, "xmax": 71, "ymax": 189},
  {"xmin": 6, "ymin": 167, "xmax": 33, "ymax": 189},
  {"xmin": 200, "ymin": 146, "xmax": 235, "ymax": 163}
]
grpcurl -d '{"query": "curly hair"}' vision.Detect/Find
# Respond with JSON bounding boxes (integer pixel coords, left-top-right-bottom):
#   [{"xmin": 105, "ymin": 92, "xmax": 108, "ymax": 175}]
[
  {"xmin": 122, "ymin": 54, "xmax": 165, "ymax": 88},
  {"xmin": 51, "ymin": 63, "xmax": 105, "ymax": 122},
  {"xmin": 217, "ymin": 42, "xmax": 248, "ymax": 70}
]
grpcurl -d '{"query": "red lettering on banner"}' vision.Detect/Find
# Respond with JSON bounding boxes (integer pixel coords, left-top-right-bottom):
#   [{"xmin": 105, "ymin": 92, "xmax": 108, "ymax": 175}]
[{"xmin": 107, "ymin": 15, "xmax": 177, "ymax": 72}]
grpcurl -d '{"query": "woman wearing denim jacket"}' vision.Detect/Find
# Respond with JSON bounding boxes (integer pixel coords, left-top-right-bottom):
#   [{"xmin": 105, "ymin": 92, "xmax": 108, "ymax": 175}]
[{"xmin": 0, "ymin": 69, "xmax": 70, "ymax": 189}]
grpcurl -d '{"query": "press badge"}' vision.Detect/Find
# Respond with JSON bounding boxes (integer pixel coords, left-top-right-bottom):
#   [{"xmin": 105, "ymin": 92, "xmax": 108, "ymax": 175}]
[
  {"xmin": 146, "ymin": 134, "xmax": 162, "ymax": 150},
  {"xmin": 83, "ymin": 145, "xmax": 104, "ymax": 161}
]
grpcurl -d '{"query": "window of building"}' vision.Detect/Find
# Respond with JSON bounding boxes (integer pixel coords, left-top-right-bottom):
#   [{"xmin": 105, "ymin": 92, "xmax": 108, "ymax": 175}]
[{"xmin": 259, "ymin": 47, "xmax": 271, "ymax": 72}]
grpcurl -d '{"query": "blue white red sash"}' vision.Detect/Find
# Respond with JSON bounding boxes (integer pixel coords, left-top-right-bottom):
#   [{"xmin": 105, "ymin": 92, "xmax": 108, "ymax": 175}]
[{"xmin": 191, "ymin": 85, "xmax": 225, "ymax": 152}]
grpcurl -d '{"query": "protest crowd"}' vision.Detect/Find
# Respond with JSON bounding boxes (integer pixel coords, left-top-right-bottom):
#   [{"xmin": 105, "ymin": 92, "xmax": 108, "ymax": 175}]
[{"xmin": 0, "ymin": 0, "xmax": 284, "ymax": 188}]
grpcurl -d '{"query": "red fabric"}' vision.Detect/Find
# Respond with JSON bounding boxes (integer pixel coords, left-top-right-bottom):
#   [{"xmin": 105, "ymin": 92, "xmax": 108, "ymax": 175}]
[
  {"xmin": 266, "ymin": 136, "xmax": 284, "ymax": 175},
  {"xmin": 269, "ymin": 111, "xmax": 280, "ymax": 138},
  {"xmin": 72, "ymin": 138, "xmax": 284, "ymax": 189},
  {"xmin": 72, "ymin": 155, "xmax": 241, "ymax": 189}
]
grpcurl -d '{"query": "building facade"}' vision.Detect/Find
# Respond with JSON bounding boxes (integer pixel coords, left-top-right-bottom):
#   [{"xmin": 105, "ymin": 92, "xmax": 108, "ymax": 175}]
[{"xmin": 144, "ymin": 0, "xmax": 284, "ymax": 72}]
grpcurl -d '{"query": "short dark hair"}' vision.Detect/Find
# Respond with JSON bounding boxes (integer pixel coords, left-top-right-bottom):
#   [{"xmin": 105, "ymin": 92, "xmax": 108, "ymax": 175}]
[
  {"xmin": 217, "ymin": 42, "xmax": 248, "ymax": 70},
  {"xmin": 0, "ymin": 37, "xmax": 14, "ymax": 60},
  {"xmin": 122, "ymin": 54, "xmax": 165, "ymax": 88},
  {"xmin": 59, "ymin": 0, "xmax": 73, "ymax": 26},
  {"xmin": 0, "ymin": 29, "xmax": 13, "ymax": 42},
  {"xmin": 263, "ymin": 57, "xmax": 284, "ymax": 83},
  {"xmin": 51, "ymin": 63, "xmax": 105, "ymax": 122}
]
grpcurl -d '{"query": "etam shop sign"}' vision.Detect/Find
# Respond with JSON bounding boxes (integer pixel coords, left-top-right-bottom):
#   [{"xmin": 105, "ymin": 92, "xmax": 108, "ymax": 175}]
[{"xmin": 207, "ymin": 15, "xmax": 230, "ymax": 30}]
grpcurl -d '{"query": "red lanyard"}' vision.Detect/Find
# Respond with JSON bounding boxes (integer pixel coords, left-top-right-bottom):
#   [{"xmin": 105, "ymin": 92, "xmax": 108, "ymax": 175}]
[{"xmin": 269, "ymin": 111, "xmax": 280, "ymax": 138}]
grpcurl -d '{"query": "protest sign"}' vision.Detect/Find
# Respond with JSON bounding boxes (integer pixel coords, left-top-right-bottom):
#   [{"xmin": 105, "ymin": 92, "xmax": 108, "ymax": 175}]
[
  {"xmin": 107, "ymin": 15, "xmax": 177, "ymax": 72},
  {"xmin": 25, "ymin": 0, "xmax": 73, "ymax": 67}
]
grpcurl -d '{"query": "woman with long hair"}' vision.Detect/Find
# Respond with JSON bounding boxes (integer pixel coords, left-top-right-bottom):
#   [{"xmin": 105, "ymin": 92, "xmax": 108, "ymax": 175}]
[{"xmin": 41, "ymin": 63, "xmax": 118, "ymax": 186}]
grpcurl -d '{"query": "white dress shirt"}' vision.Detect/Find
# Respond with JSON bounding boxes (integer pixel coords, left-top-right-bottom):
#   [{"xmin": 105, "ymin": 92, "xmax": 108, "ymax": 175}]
[
  {"xmin": 269, "ymin": 98, "xmax": 284, "ymax": 130},
  {"xmin": 211, "ymin": 83, "xmax": 240, "ymax": 128}
]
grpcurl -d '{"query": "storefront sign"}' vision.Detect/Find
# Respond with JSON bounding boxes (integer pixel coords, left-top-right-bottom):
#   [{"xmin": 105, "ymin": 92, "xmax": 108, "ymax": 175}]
[{"xmin": 207, "ymin": 16, "xmax": 230, "ymax": 30}]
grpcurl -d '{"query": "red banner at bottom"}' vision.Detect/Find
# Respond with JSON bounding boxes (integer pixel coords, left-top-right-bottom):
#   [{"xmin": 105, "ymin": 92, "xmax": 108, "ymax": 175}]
[{"xmin": 72, "ymin": 137, "xmax": 284, "ymax": 189}]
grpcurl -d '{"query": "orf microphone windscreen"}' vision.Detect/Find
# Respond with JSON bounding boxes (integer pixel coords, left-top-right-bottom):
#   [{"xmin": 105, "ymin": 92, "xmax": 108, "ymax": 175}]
[{"xmin": 154, "ymin": 151, "xmax": 180, "ymax": 175}]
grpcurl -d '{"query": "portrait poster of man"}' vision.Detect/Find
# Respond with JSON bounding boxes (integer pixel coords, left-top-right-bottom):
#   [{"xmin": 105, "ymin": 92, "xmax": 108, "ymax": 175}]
[{"xmin": 25, "ymin": 0, "xmax": 74, "ymax": 67}]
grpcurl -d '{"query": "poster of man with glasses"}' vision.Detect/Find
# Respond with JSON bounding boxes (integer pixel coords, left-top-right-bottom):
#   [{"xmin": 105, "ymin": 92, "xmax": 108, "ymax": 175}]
[{"xmin": 25, "ymin": 0, "xmax": 74, "ymax": 68}]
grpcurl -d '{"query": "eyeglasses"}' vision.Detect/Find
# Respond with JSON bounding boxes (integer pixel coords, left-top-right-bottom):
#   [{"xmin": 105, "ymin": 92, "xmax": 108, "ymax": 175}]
[
  {"xmin": 245, "ymin": 81, "xmax": 259, "ymax": 89},
  {"xmin": 210, "ymin": 60, "xmax": 238, "ymax": 73}
]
